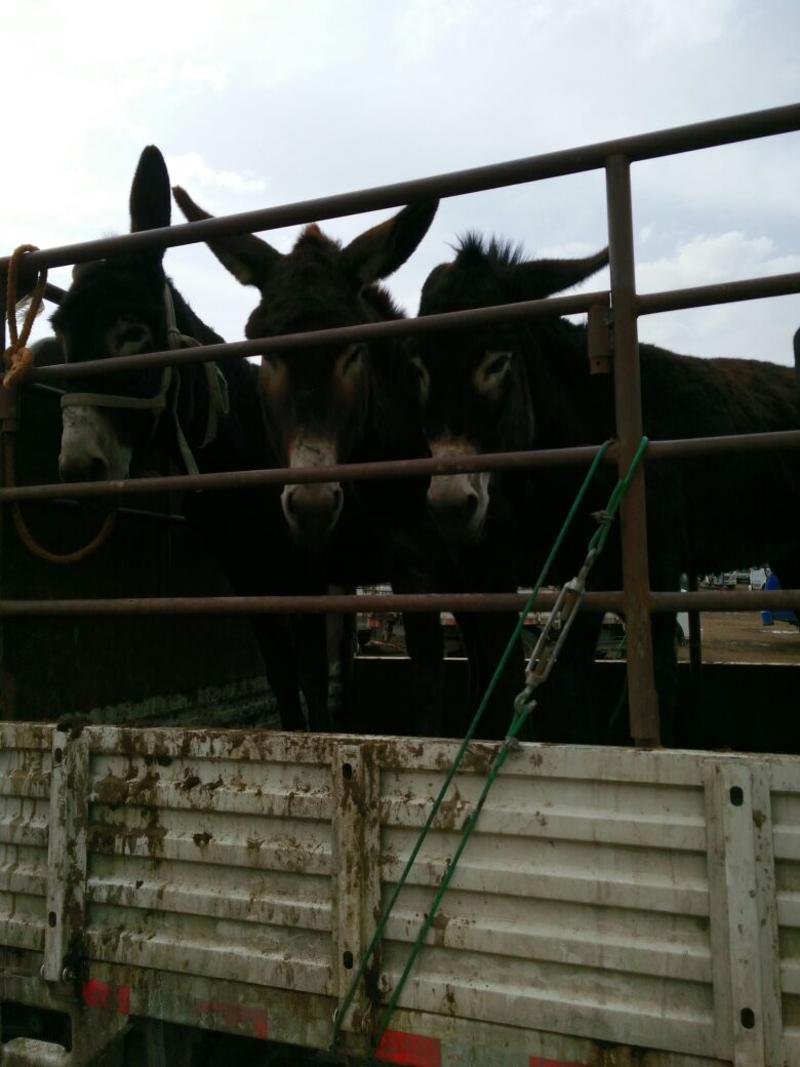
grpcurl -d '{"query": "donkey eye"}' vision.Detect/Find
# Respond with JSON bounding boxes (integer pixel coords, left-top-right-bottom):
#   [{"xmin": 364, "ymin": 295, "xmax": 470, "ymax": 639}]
[
  {"xmin": 119, "ymin": 324, "xmax": 148, "ymax": 346},
  {"xmin": 341, "ymin": 345, "xmax": 364, "ymax": 374},
  {"xmin": 484, "ymin": 351, "xmax": 512, "ymax": 377}
]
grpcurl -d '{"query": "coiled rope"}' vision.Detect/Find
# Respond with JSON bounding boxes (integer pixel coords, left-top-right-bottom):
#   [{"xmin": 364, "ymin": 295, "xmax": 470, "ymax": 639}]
[{"xmin": 2, "ymin": 245, "xmax": 117, "ymax": 564}]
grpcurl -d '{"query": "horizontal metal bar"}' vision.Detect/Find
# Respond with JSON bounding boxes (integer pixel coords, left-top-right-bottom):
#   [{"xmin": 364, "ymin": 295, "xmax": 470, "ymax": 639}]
[
  {"xmin": 29, "ymin": 291, "xmax": 609, "ymax": 383},
  {"xmin": 44, "ymin": 282, "xmax": 66, "ymax": 305},
  {"xmin": 650, "ymin": 590, "xmax": 800, "ymax": 612},
  {"xmin": 2, "ymin": 429, "xmax": 800, "ymax": 505},
  {"xmin": 0, "ymin": 589, "xmax": 796, "ymax": 617},
  {"xmin": 637, "ymin": 271, "xmax": 800, "ymax": 315},
  {"xmin": 3, "ymin": 104, "xmax": 798, "ymax": 271},
  {"xmin": 0, "ymin": 592, "xmax": 621, "ymax": 616},
  {"xmin": 26, "ymin": 268, "xmax": 800, "ymax": 387},
  {"xmin": 0, "ymin": 445, "xmax": 606, "ymax": 504}
]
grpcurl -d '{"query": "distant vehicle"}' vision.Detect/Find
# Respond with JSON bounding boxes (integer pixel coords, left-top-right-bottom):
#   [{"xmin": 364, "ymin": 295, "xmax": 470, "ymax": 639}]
[{"xmin": 750, "ymin": 567, "xmax": 768, "ymax": 591}]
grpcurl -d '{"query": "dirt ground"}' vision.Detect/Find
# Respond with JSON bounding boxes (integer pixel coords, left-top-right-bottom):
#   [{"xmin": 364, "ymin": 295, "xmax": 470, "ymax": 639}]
[{"xmin": 677, "ymin": 610, "xmax": 799, "ymax": 665}]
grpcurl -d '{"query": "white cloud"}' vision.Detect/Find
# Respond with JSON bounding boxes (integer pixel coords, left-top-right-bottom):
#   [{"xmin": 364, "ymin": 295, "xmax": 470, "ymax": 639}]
[
  {"xmin": 636, "ymin": 232, "xmax": 800, "ymax": 363},
  {"xmin": 3, "ymin": 0, "xmax": 798, "ymax": 367},
  {"xmin": 166, "ymin": 153, "xmax": 268, "ymax": 197},
  {"xmin": 637, "ymin": 231, "xmax": 800, "ymax": 291}
]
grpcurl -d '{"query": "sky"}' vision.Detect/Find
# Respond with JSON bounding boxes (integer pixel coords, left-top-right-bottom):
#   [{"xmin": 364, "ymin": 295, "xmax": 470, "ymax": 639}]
[{"xmin": 3, "ymin": 0, "xmax": 799, "ymax": 365}]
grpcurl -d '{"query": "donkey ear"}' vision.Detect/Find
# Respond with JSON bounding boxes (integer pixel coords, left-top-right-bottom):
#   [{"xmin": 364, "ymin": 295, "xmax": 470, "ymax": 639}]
[
  {"xmin": 341, "ymin": 200, "xmax": 438, "ymax": 285},
  {"xmin": 507, "ymin": 248, "xmax": 609, "ymax": 299},
  {"xmin": 130, "ymin": 146, "xmax": 171, "ymax": 235},
  {"xmin": 172, "ymin": 185, "xmax": 281, "ymax": 288}
]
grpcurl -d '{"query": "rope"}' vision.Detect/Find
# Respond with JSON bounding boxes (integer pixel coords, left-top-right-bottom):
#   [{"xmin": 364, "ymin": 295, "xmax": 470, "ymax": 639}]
[
  {"xmin": 3, "ymin": 244, "xmax": 47, "ymax": 389},
  {"xmin": 2, "ymin": 244, "xmax": 117, "ymax": 564},
  {"xmin": 332, "ymin": 439, "xmax": 619, "ymax": 1050},
  {"xmin": 2, "ymin": 438, "xmax": 117, "ymax": 565},
  {"xmin": 363, "ymin": 437, "xmax": 649, "ymax": 1057}
]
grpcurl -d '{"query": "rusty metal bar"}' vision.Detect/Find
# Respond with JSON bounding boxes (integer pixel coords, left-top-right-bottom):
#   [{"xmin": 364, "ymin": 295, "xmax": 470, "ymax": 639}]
[
  {"xmin": 637, "ymin": 271, "xmax": 800, "ymax": 315},
  {"xmin": 25, "ymin": 265, "xmax": 800, "ymax": 385},
  {"xmin": 3, "ymin": 429, "xmax": 800, "ymax": 505},
  {"xmin": 3, "ymin": 104, "xmax": 799, "ymax": 273},
  {"xmin": 651, "ymin": 590, "xmax": 800, "ymax": 612},
  {"xmin": 29, "ymin": 291, "xmax": 609, "ymax": 383},
  {"xmin": 0, "ymin": 589, "xmax": 795, "ymax": 617},
  {"xmin": 606, "ymin": 154, "xmax": 660, "ymax": 747},
  {"xmin": 0, "ymin": 592, "xmax": 620, "ymax": 617},
  {"xmin": 44, "ymin": 282, "xmax": 66, "ymax": 305}
]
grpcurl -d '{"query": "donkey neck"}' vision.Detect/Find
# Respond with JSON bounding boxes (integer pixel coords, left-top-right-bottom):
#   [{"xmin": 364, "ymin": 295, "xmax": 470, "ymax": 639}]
[
  {"xmin": 525, "ymin": 318, "xmax": 614, "ymax": 448},
  {"xmin": 159, "ymin": 282, "xmax": 263, "ymax": 475}
]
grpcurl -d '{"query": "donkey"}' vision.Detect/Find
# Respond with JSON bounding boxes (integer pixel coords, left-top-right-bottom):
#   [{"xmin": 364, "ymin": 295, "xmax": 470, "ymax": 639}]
[
  {"xmin": 171, "ymin": 186, "xmax": 473, "ymax": 736},
  {"xmin": 51, "ymin": 145, "xmax": 313, "ymax": 731},
  {"xmin": 415, "ymin": 233, "xmax": 800, "ymax": 745}
]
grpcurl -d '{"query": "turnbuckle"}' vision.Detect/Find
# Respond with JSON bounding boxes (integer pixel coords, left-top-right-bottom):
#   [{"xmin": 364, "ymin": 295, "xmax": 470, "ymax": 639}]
[{"xmin": 512, "ymin": 547, "xmax": 600, "ymax": 717}]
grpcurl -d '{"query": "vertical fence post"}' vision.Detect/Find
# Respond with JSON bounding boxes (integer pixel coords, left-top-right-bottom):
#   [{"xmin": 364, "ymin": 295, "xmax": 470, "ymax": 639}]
[{"xmin": 605, "ymin": 154, "xmax": 661, "ymax": 746}]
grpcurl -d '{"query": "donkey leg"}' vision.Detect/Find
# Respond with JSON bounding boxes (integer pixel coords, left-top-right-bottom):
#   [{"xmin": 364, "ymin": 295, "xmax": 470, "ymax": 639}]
[
  {"xmin": 402, "ymin": 611, "xmax": 446, "ymax": 737},
  {"xmin": 454, "ymin": 611, "xmax": 523, "ymax": 740},
  {"xmin": 291, "ymin": 614, "xmax": 333, "ymax": 733},
  {"xmin": 326, "ymin": 585, "xmax": 357, "ymax": 733},
  {"xmin": 537, "ymin": 611, "xmax": 604, "ymax": 744},
  {"xmin": 249, "ymin": 616, "xmax": 306, "ymax": 730},
  {"xmin": 651, "ymin": 613, "xmax": 679, "ymax": 747}
]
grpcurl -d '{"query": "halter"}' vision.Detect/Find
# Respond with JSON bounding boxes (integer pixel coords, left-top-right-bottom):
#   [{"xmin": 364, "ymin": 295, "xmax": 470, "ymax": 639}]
[{"xmin": 60, "ymin": 284, "xmax": 229, "ymax": 476}]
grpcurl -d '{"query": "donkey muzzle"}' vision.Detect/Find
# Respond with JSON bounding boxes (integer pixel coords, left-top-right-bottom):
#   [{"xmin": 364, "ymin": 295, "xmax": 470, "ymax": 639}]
[
  {"xmin": 282, "ymin": 482, "xmax": 344, "ymax": 543},
  {"xmin": 427, "ymin": 472, "xmax": 489, "ymax": 544}
]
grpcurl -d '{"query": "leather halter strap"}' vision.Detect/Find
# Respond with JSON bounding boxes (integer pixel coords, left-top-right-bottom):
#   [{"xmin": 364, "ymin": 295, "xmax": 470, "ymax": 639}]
[{"xmin": 59, "ymin": 285, "xmax": 229, "ymax": 475}]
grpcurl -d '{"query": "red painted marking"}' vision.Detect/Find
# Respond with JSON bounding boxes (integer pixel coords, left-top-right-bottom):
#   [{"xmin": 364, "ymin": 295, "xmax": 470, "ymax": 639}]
[
  {"xmin": 530, "ymin": 1058, "xmax": 586, "ymax": 1067},
  {"xmin": 195, "ymin": 1000, "xmax": 268, "ymax": 1041},
  {"xmin": 82, "ymin": 979, "xmax": 109, "ymax": 1009},
  {"xmin": 82, "ymin": 979, "xmax": 130, "ymax": 1016},
  {"xmin": 375, "ymin": 1029, "xmax": 442, "ymax": 1067}
]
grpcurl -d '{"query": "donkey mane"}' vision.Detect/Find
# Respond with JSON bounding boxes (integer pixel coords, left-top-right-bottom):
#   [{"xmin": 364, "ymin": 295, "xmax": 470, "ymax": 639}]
[
  {"xmin": 296, "ymin": 224, "xmax": 406, "ymax": 320},
  {"xmin": 454, "ymin": 232, "xmax": 526, "ymax": 269}
]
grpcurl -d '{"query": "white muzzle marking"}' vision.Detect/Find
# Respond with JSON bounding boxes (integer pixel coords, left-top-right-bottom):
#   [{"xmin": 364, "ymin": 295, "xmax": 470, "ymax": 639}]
[
  {"xmin": 59, "ymin": 406, "xmax": 133, "ymax": 482},
  {"xmin": 428, "ymin": 437, "xmax": 490, "ymax": 544},
  {"xmin": 281, "ymin": 436, "xmax": 343, "ymax": 541}
]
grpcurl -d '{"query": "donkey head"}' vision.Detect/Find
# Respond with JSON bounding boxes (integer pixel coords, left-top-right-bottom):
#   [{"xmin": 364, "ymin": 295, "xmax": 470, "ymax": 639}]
[
  {"xmin": 415, "ymin": 234, "xmax": 608, "ymax": 544},
  {"xmin": 173, "ymin": 186, "xmax": 437, "ymax": 545},
  {"xmin": 53, "ymin": 146, "xmax": 175, "ymax": 482}
]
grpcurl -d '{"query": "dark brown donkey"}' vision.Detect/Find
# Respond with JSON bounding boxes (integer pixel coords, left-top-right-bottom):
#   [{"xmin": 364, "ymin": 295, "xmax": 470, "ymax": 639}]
[
  {"xmin": 415, "ymin": 233, "xmax": 800, "ymax": 745},
  {"xmin": 173, "ymin": 186, "xmax": 463, "ymax": 736},
  {"xmin": 52, "ymin": 146, "xmax": 314, "ymax": 730}
]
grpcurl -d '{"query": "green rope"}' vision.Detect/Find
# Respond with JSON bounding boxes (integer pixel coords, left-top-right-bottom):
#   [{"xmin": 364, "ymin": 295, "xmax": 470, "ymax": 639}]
[
  {"xmin": 334, "ymin": 436, "xmax": 648, "ymax": 1057},
  {"xmin": 368, "ymin": 436, "xmax": 648, "ymax": 1054},
  {"xmin": 332, "ymin": 439, "xmax": 614, "ymax": 1049}
]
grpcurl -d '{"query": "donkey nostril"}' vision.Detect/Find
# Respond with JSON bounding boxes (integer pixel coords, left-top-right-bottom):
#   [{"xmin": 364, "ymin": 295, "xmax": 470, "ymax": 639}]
[
  {"xmin": 464, "ymin": 493, "xmax": 478, "ymax": 517},
  {"xmin": 331, "ymin": 487, "xmax": 343, "ymax": 509}
]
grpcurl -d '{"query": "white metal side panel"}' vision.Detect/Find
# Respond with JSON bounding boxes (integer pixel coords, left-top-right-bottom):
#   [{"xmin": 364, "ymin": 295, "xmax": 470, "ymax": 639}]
[
  {"xmin": 84, "ymin": 729, "xmax": 336, "ymax": 1000},
  {"xmin": 0, "ymin": 725, "xmax": 51, "ymax": 975},
  {"xmin": 0, "ymin": 726, "xmax": 798, "ymax": 1067},
  {"xmin": 375, "ymin": 740, "xmax": 717, "ymax": 1060}
]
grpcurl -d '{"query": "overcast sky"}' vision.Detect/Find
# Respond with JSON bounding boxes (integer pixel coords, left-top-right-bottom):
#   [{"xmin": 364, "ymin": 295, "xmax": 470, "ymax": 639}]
[{"xmin": 4, "ymin": 0, "xmax": 799, "ymax": 364}]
